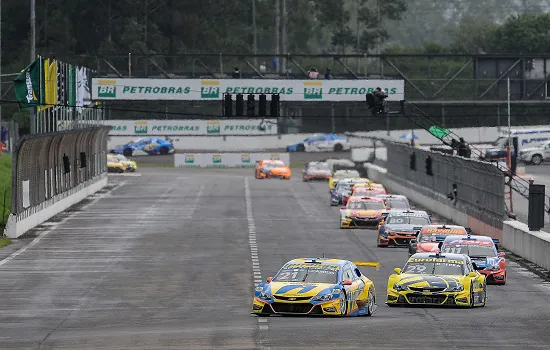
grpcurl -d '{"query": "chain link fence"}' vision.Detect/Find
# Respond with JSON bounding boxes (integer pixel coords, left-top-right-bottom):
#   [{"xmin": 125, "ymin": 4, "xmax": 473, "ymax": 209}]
[
  {"xmin": 11, "ymin": 126, "xmax": 111, "ymax": 221},
  {"xmin": 383, "ymin": 141, "xmax": 505, "ymax": 229}
]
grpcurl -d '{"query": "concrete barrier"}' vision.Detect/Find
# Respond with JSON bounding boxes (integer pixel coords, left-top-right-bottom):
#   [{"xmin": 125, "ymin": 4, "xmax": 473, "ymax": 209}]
[
  {"xmin": 502, "ymin": 220, "xmax": 550, "ymax": 270},
  {"xmin": 364, "ymin": 163, "xmax": 469, "ymax": 227},
  {"xmin": 4, "ymin": 175, "xmax": 108, "ymax": 238}
]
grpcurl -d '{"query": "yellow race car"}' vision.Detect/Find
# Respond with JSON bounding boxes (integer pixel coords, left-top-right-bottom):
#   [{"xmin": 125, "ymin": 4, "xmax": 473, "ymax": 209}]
[
  {"xmin": 328, "ymin": 169, "xmax": 362, "ymax": 190},
  {"xmin": 108, "ymin": 153, "xmax": 137, "ymax": 172},
  {"xmin": 107, "ymin": 157, "xmax": 127, "ymax": 173},
  {"xmin": 252, "ymin": 258, "xmax": 379, "ymax": 316},
  {"xmin": 386, "ymin": 252, "xmax": 486, "ymax": 307}
]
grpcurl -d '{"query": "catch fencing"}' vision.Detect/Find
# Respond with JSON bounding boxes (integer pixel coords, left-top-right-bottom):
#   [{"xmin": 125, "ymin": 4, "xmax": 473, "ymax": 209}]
[
  {"xmin": 10, "ymin": 126, "xmax": 111, "ymax": 221},
  {"xmin": 383, "ymin": 141, "xmax": 506, "ymax": 229}
]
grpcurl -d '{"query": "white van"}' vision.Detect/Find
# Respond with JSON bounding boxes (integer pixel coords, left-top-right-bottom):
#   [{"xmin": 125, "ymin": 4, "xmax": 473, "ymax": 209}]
[{"xmin": 484, "ymin": 128, "xmax": 550, "ymax": 161}]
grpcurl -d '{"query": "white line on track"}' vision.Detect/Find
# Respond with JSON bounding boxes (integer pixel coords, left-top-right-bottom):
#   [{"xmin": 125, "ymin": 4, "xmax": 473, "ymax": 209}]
[
  {"xmin": 0, "ymin": 181, "xmax": 127, "ymax": 268},
  {"xmin": 244, "ymin": 177, "xmax": 270, "ymax": 346}
]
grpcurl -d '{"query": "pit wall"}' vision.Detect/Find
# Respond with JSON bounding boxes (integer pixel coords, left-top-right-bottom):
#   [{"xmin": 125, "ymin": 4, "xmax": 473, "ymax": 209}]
[{"xmin": 365, "ymin": 163, "xmax": 550, "ymax": 270}]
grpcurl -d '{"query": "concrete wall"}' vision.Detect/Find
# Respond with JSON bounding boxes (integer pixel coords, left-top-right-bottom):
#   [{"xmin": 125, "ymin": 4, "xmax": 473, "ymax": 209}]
[
  {"xmin": 4, "ymin": 176, "xmax": 108, "ymax": 238},
  {"xmin": 106, "ymin": 124, "xmax": 550, "ymax": 151},
  {"xmin": 502, "ymin": 220, "xmax": 550, "ymax": 270}
]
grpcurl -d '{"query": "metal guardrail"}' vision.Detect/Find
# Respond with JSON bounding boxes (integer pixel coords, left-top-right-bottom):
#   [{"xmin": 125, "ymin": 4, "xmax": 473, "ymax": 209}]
[
  {"xmin": 11, "ymin": 126, "xmax": 111, "ymax": 218},
  {"xmin": 381, "ymin": 140, "xmax": 505, "ymax": 229}
]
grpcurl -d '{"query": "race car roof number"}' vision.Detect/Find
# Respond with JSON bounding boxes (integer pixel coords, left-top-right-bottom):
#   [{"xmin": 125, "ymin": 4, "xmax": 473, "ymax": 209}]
[
  {"xmin": 409, "ymin": 258, "xmax": 464, "ymax": 264},
  {"xmin": 423, "ymin": 228, "xmax": 464, "ymax": 234}
]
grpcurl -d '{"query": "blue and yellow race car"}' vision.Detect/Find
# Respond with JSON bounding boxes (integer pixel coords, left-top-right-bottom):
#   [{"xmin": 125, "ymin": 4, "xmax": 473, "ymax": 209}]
[
  {"xmin": 252, "ymin": 258, "xmax": 378, "ymax": 316},
  {"xmin": 111, "ymin": 137, "xmax": 175, "ymax": 157}
]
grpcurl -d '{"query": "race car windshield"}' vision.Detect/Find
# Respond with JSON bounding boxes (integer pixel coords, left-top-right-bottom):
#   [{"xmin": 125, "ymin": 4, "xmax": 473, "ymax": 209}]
[
  {"xmin": 347, "ymin": 202, "xmax": 385, "ymax": 210},
  {"xmin": 403, "ymin": 261, "xmax": 465, "ymax": 275},
  {"xmin": 385, "ymin": 200, "xmax": 409, "ymax": 209},
  {"xmin": 442, "ymin": 244, "xmax": 496, "ymax": 257},
  {"xmin": 263, "ymin": 162, "xmax": 285, "ymax": 169},
  {"xmin": 334, "ymin": 171, "xmax": 360, "ymax": 179},
  {"xmin": 274, "ymin": 268, "xmax": 338, "ymax": 284},
  {"xmin": 418, "ymin": 233, "xmax": 453, "ymax": 242},
  {"xmin": 387, "ymin": 216, "xmax": 429, "ymax": 225}
]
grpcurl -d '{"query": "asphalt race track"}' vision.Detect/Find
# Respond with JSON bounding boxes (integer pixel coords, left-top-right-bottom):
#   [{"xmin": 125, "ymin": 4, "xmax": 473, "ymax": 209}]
[{"xmin": 1, "ymin": 169, "xmax": 550, "ymax": 349}]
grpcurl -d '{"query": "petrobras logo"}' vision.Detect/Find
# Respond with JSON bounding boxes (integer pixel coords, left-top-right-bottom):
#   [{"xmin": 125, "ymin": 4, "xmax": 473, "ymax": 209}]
[
  {"xmin": 270, "ymin": 153, "xmax": 280, "ymax": 160},
  {"xmin": 185, "ymin": 154, "xmax": 194, "ymax": 164},
  {"xmin": 303, "ymin": 81, "xmax": 323, "ymax": 99},
  {"xmin": 241, "ymin": 153, "xmax": 251, "ymax": 163},
  {"xmin": 97, "ymin": 79, "xmax": 117, "ymax": 98},
  {"xmin": 201, "ymin": 80, "xmax": 220, "ymax": 99}
]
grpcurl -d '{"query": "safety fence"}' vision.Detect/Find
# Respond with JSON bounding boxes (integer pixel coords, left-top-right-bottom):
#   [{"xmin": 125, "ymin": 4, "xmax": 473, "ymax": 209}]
[
  {"xmin": 10, "ymin": 126, "xmax": 111, "ymax": 221},
  {"xmin": 383, "ymin": 140, "xmax": 506, "ymax": 229}
]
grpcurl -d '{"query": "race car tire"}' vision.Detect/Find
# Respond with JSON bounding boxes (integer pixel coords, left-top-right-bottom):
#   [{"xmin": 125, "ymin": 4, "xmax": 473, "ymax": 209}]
[
  {"xmin": 480, "ymin": 284, "xmax": 487, "ymax": 307},
  {"xmin": 118, "ymin": 168, "xmax": 124, "ymax": 173},
  {"xmin": 469, "ymin": 284, "xmax": 475, "ymax": 308},
  {"xmin": 366, "ymin": 288, "xmax": 375, "ymax": 316},
  {"xmin": 334, "ymin": 143, "xmax": 344, "ymax": 152},
  {"xmin": 296, "ymin": 143, "xmax": 305, "ymax": 152},
  {"xmin": 159, "ymin": 146, "xmax": 170, "ymax": 155},
  {"xmin": 123, "ymin": 148, "xmax": 133, "ymax": 157},
  {"xmin": 340, "ymin": 292, "xmax": 348, "ymax": 316},
  {"xmin": 531, "ymin": 154, "xmax": 543, "ymax": 165}
]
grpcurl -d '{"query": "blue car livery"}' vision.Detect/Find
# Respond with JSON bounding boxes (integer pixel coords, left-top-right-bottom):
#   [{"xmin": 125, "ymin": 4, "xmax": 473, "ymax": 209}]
[
  {"xmin": 287, "ymin": 133, "xmax": 351, "ymax": 152},
  {"xmin": 112, "ymin": 137, "xmax": 175, "ymax": 157}
]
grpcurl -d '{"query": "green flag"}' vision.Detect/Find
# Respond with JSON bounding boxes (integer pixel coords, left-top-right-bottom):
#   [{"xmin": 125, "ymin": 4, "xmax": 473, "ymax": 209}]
[
  {"xmin": 428, "ymin": 125, "xmax": 451, "ymax": 140},
  {"xmin": 13, "ymin": 59, "xmax": 42, "ymax": 108}
]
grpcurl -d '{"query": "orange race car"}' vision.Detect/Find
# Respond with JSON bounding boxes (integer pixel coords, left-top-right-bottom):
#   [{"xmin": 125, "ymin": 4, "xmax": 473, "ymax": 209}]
[
  {"xmin": 407, "ymin": 224, "xmax": 468, "ymax": 256},
  {"xmin": 255, "ymin": 160, "xmax": 291, "ymax": 180},
  {"xmin": 340, "ymin": 196, "xmax": 387, "ymax": 229}
]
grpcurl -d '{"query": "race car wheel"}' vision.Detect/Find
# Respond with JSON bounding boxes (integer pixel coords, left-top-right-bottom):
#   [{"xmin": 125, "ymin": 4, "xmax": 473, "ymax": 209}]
[
  {"xmin": 334, "ymin": 143, "xmax": 344, "ymax": 152},
  {"xmin": 531, "ymin": 154, "xmax": 543, "ymax": 165},
  {"xmin": 123, "ymin": 148, "xmax": 133, "ymax": 157},
  {"xmin": 469, "ymin": 284, "xmax": 475, "ymax": 308},
  {"xmin": 340, "ymin": 292, "xmax": 348, "ymax": 316},
  {"xmin": 366, "ymin": 288, "xmax": 375, "ymax": 316},
  {"xmin": 159, "ymin": 146, "xmax": 169, "ymax": 155},
  {"xmin": 296, "ymin": 143, "xmax": 305, "ymax": 152}
]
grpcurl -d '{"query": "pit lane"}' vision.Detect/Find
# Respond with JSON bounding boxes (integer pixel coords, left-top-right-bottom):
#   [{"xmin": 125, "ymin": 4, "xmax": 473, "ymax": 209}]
[{"xmin": 0, "ymin": 168, "xmax": 549, "ymax": 349}]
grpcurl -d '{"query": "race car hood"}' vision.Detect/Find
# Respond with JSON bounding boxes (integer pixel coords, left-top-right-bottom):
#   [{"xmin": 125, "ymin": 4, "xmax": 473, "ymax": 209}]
[
  {"xmin": 395, "ymin": 274, "xmax": 464, "ymax": 290},
  {"xmin": 417, "ymin": 242, "xmax": 440, "ymax": 252},
  {"xmin": 255, "ymin": 282, "xmax": 342, "ymax": 299},
  {"xmin": 343, "ymin": 209, "xmax": 383, "ymax": 217},
  {"xmin": 385, "ymin": 224, "xmax": 423, "ymax": 232},
  {"xmin": 469, "ymin": 256, "xmax": 501, "ymax": 269}
]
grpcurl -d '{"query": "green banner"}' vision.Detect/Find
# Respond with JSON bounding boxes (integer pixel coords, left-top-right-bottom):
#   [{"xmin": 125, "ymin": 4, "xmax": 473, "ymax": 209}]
[
  {"xmin": 428, "ymin": 126, "xmax": 451, "ymax": 140},
  {"xmin": 14, "ymin": 59, "xmax": 42, "ymax": 108}
]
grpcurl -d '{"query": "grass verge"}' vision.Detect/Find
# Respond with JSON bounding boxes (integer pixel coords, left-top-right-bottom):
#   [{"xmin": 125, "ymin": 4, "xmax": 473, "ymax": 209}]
[
  {"xmin": 0, "ymin": 153, "xmax": 12, "ymax": 232},
  {"xmin": 0, "ymin": 237, "xmax": 12, "ymax": 248}
]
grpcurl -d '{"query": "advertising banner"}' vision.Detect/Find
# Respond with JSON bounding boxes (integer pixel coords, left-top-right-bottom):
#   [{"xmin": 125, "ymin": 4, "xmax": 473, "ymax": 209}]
[
  {"xmin": 103, "ymin": 119, "xmax": 278, "ymax": 136},
  {"xmin": 92, "ymin": 78, "xmax": 405, "ymax": 101},
  {"xmin": 174, "ymin": 152, "xmax": 290, "ymax": 168}
]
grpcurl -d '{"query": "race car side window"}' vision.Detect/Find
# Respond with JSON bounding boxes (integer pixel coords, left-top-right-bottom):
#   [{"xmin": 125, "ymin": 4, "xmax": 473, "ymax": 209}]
[{"xmin": 342, "ymin": 265, "xmax": 355, "ymax": 281}]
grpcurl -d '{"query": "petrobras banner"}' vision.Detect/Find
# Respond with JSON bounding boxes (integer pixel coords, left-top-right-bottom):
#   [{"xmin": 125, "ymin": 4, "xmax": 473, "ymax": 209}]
[
  {"xmin": 103, "ymin": 119, "xmax": 278, "ymax": 136},
  {"xmin": 174, "ymin": 152, "xmax": 290, "ymax": 168},
  {"xmin": 92, "ymin": 78, "xmax": 405, "ymax": 101}
]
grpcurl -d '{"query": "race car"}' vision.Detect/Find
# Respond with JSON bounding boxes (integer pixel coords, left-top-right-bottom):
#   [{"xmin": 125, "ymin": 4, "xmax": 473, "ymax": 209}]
[
  {"xmin": 376, "ymin": 195, "xmax": 411, "ymax": 210},
  {"xmin": 111, "ymin": 137, "xmax": 175, "ymax": 157},
  {"xmin": 107, "ymin": 153, "xmax": 137, "ymax": 172},
  {"xmin": 330, "ymin": 178, "xmax": 369, "ymax": 206},
  {"xmin": 377, "ymin": 210, "xmax": 432, "ymax": 247},
  {"xmin": 286, "ymin": 133, "xmax": 351, "ymax": 153},
  {"xmin": 329, "ymin": 169, "xmax": 362, "ymax": 190},
  {"xmin": 441, "ymin": 235, "xmax": 506, "ymax": 284},
  {"xmin": 386, "ymin": 252, "xmax": 487, "ymax": 307},
  {"xmin": 352, "ymin": 182, "xmax": 385, "ymax": 192},
  {"xmin": 340, "ymin": 196, "xmax": 387, "ymax": 229},
  {"xmin": 348, "ymin": 186, "xmax": 388, "ymax": 203},
  {"xmin": 255, "ymin": 160, "xmax": 291, "ymax": 180},
  {"xmin": 252, "ymin": 258, "xmax": 378, "ymax": 316},
  {"xmin": 303, "ymin": 161, "xmax": 331, "ymax": 182},
  {"xmin": 107, "ymin": 157, "xmax": 128, "ymax": 173},
  {"xmin": 408, "ymin": 224, "xmax": 468, "ymax": 256}
]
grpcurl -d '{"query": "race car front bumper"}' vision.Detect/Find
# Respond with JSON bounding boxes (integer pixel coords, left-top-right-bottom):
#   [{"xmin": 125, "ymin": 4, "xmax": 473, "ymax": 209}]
[
  {"xmin": 252, "ymin": 297, "xmax": 343, "ymax": 316},
  {"xmin": 386, "ymin": 289, "xmax": 471, "ymax": 307},
  {"xmin": 479, "ymin": 269, "xmax": 506, "ymax": 284},
  {"xmin": 377, "ymin": 232, "xmax": 417, "ymax": 247},
  {"xmin": 341, "ymin": 217, "xmax": 383, "ymax": 229}
]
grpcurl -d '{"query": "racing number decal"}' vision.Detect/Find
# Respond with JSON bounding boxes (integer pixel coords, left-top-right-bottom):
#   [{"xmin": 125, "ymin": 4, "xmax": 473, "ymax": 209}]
[
  {"xmin": 276, "ymin": 271, "xmax": 299, "ymax": 280},
  {"xmin": 405, "ymin": 265, "xmax": 427, "ymax": 273}
]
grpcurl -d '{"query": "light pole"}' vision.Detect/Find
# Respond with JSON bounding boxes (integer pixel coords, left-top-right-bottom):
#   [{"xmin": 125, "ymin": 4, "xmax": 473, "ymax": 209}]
[{"xmin": 30, "ymin": 0, "xmax": 36, "ymax": 133}]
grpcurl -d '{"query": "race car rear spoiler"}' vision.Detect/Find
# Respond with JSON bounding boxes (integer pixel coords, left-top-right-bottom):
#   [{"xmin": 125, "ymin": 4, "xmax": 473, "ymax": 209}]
[{"xmin": 353, "ymin": 261, "xmax": 380, "ymax": 270}]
